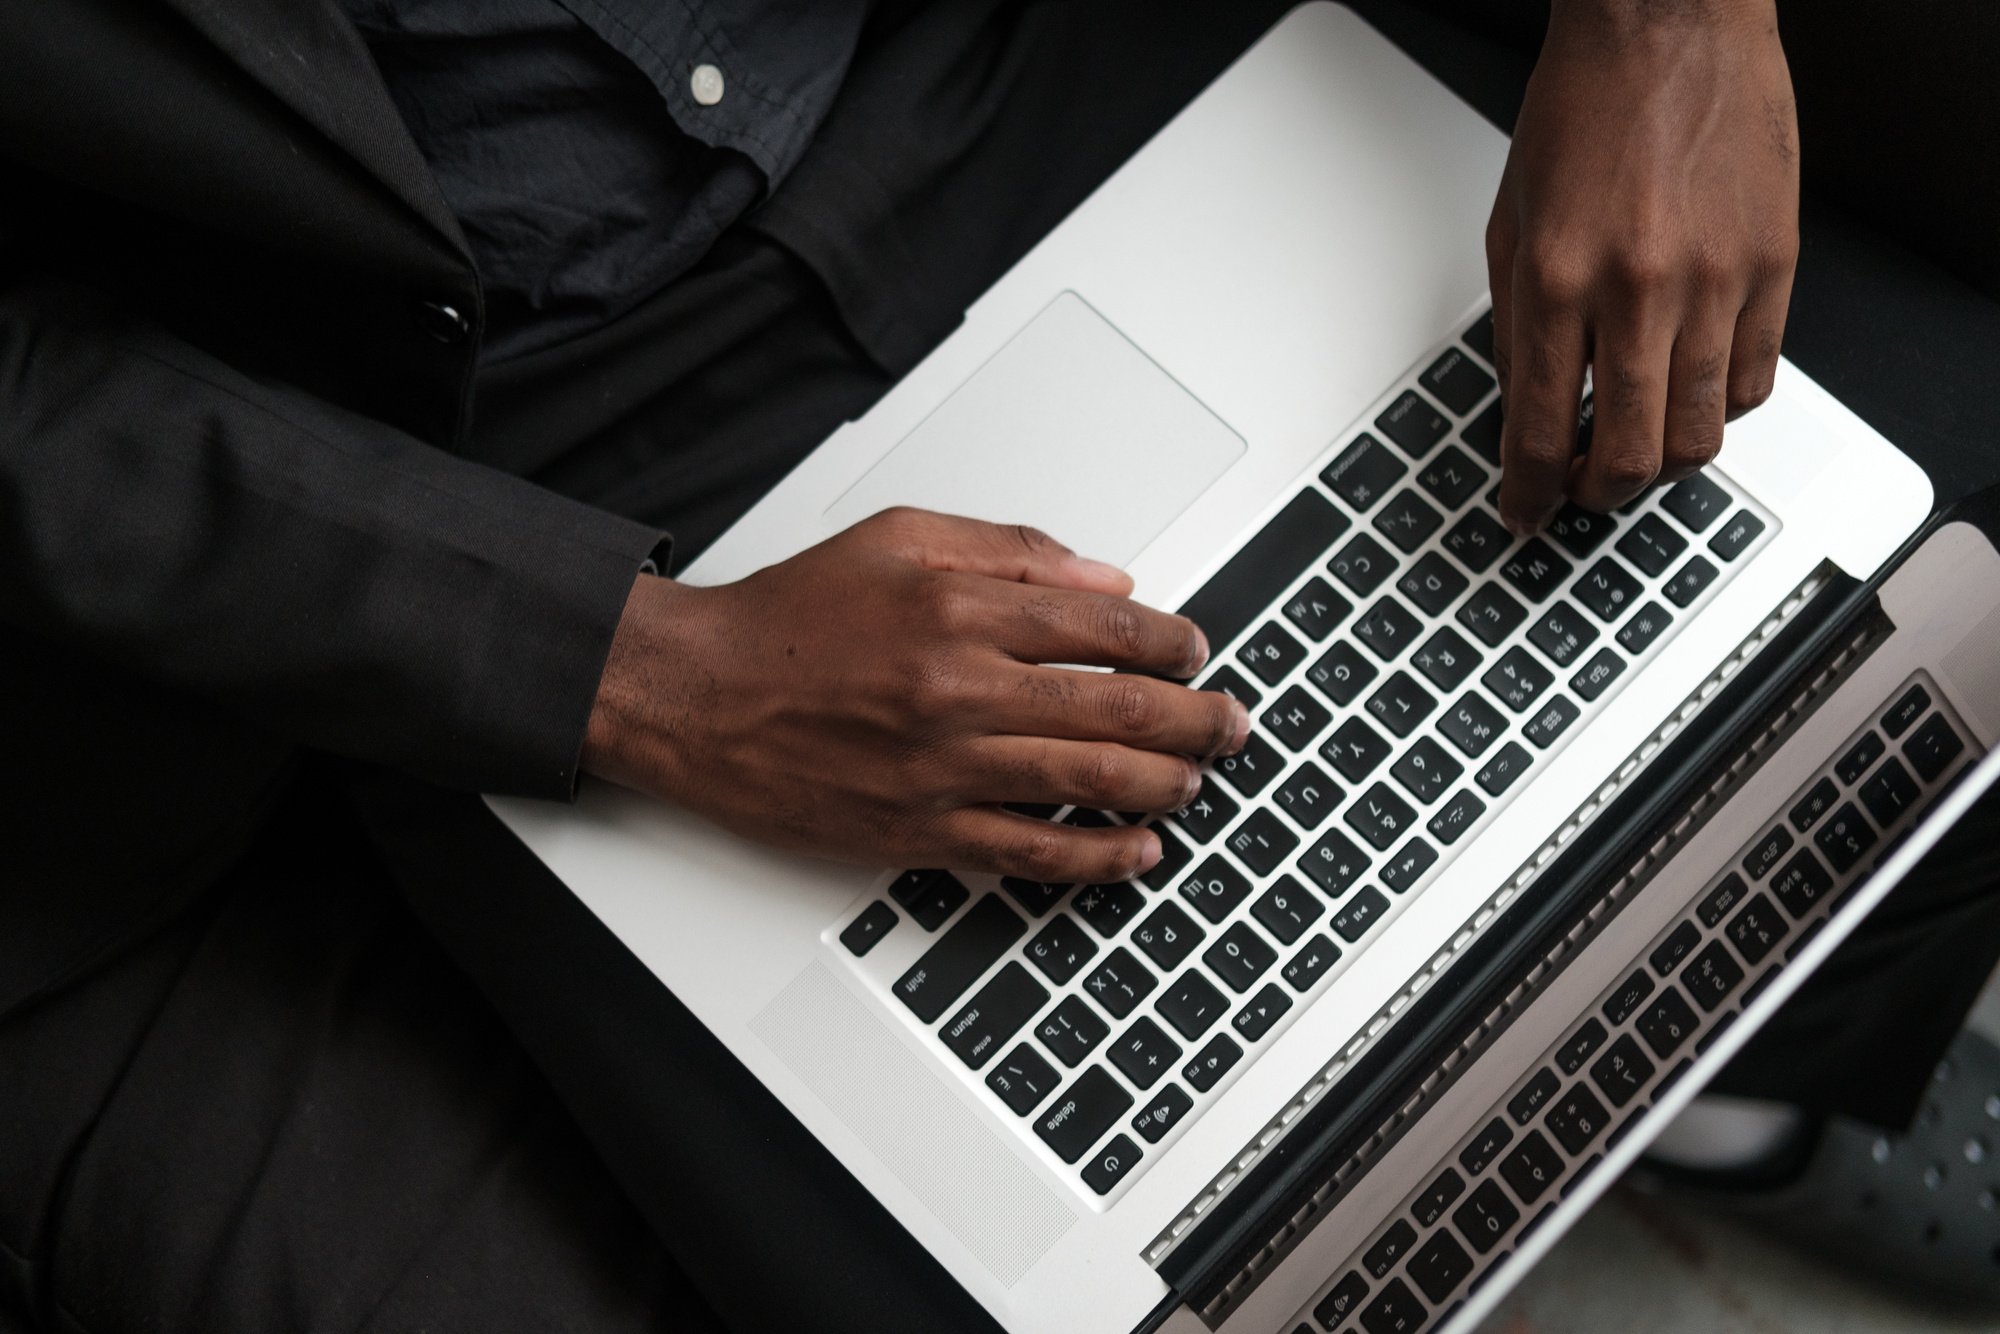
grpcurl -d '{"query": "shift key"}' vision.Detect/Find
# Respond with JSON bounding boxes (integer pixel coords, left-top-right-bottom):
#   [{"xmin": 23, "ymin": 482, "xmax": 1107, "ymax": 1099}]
[{"xmin": 895, "ymin": 894, "xmax": 1027, "ymax": 1023}]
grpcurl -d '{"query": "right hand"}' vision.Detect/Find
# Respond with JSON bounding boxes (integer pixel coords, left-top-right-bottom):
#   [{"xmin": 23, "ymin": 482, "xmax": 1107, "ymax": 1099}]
[{"xmin": 580, "ymin": 507, "xmax": 1250, "ymax": 883}]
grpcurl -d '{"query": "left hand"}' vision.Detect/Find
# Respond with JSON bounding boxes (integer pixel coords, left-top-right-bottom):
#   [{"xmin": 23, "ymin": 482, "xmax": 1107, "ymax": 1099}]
[{"xmin": 1487, "ymin": 0, "xmax": 1800, "ymax": 533}]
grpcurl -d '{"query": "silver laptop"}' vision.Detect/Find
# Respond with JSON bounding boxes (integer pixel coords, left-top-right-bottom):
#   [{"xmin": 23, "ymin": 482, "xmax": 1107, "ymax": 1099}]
[{"xmin": 487, "ymin": 6, "xmax": 1980, "ymax": 1331}]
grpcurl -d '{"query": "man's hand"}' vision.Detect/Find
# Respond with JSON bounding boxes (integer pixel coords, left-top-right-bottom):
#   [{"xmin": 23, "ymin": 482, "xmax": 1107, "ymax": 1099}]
[
  {"xmin": 580, "ymin": 508, "xmax": 1249, "ymax": 882},
  {"xmin": 1488, "ymin": 0, "xmax": 1799, "ymax": 534}
]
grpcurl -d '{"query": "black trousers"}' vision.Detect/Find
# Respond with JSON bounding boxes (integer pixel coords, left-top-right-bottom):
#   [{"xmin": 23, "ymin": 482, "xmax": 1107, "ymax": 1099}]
[{"xmin": 7, "ymin": 4, "xmax": 2000, "ymax": 1333}]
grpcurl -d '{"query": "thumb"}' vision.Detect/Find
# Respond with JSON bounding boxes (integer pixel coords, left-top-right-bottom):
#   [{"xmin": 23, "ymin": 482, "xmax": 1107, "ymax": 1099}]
[{"xmin": 873, "ymin": 508, "xmax": 1134, "ymax": 594}]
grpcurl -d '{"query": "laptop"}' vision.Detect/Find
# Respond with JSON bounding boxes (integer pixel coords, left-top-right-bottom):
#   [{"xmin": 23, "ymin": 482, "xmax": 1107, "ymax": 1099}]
[{"xmin": 487, "ymin": 5, "xmax": 1991, "ymax": 1331}]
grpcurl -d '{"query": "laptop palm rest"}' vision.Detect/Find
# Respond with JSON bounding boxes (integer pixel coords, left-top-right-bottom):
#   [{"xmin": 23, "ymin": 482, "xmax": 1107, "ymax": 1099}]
[{"xmin": 823, "ymin": 291, "xmax": 1246, "ymax": 565}]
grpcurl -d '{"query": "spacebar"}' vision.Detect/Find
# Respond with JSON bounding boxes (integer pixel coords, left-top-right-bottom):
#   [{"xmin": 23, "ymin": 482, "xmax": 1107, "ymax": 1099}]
[
  {"xmin": 1178, "ymin": 489, "xmax": 1348, "ymax": 654},
  {"xmin": 893, "ymin": 894, "xmax": 1026, "ymax": 1023}
]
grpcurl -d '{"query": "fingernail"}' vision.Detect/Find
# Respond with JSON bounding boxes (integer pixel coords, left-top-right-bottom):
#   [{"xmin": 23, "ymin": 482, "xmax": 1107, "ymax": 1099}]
[
  {"xmin": 1189, "ymin": 626, "xmax": 1211, "ymax": 674},
  {"xmin": 1229, "ymin": 699, "xmax": 1251, "ymax": 753},
  {"xmin": 1071, "ymin": 556, "xmax": 1129, "ymax": 584},
  {"xmin": 1136, "ymin": 832, "xmax": 1163, "ymax": 873}
]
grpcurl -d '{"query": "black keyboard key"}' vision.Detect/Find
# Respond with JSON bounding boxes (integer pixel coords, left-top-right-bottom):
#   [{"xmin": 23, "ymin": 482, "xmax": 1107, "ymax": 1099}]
[
  {"xmin": 1457, "ymin": 583, "xmax": 1528, "ymax": 646},
  {"xmin": 1453, "ymin": 1179, "xmax": 1521, "ymax": 1255},
  {"xmin": 1500, "ymin": 539, "xmax": 1573, "ymax": 603},
  {"xmin": 1138, "ymin": 825, "xmax": 1193, "ymax": 891},
  {"xmin": 1422, "ymin": 346, "xmax": 1496, "ymax": 415},
  {"xmin": 1500, "ymin": 1131, "xmax": 1564, "ymax": 1206},
  {"xmin": 1521, "ymin": 695, "xmax": 1580, "ymax": 749},
  {"xmin": 1571, "ymin": 557, "xmax": 1642, "ymax": 622},
  {"xmin": 1475, "ymin": 741, "xmax": 1534, "ymax": 796},
  {"xmin": 943, "ymin": 962, "xmax": 1050, "ymax": 1070},
  {"xmin": 1615, "ymin": 601, "xmax": 1672, "ymax": 654},
  {"xmin": 1569, "ymin": 645, "xmax": 1627, "ymax": 702},
  {"xmin": 889, "ymin": 868, "xmax": 944, "ymax": 908},
  {"xmin": 1398, "ymin": 553, "xmax": 1470, "ymax": 617},
  {"xmin": 1232, "ymin": 982, "xmax": 1294, "ymax": 1042},
  {"xmin": 1172, "ymin": 778, "xmax": 1241, "ymax": 846},
  {"xmin": 1884, "ymin": 683, "xmax": 1932, "ymax": 739},
  {"xmin": 1132, "ymin": 901, "xmax": 1203, "ymax": 970},
  {"xmin": 1707, "ymin": 509, "xmax": 1765, "ymax": 560},
  {"xmin": 1025, "ymin": 914, "xmax": 1097, "ymax": 985},
  {"xmin": 986, "ymin": 1043, "xmax": 1060, "ymax": 1115},
  {"xmin": 1320, "ymin": 717, "xmax": 1392, "ymax": 786},
  {"xmin": 1373, "ymin": 489, "xmax": 1445, "ymax": 553},
  {"xmin": 1546, "ymin": 504, "xmax": 1617, "ymax": 559},
  {"xmin": 1354, "ymin": 597, "xmax": 1425, "ymax": 661},
  {"xmin": 1789, "ymin": 776, "xmax": 1840, "ymax": 832},
  {"xmin": 1463, "ymin": 312, "xmax": 1497, "ymax": 364},
  {"xmin": 1361, "ymin": 1220, "xmax": 1419, "ymax": 1283},
  {"xmin": 1589, "ymin": 1034, "xmax": 1656, "ymax": 1108},
  {"xmin": 1346, "ymin": 782, "xmax": 1418, "ymax": 851},
  {"xmin": 1000, "ymin": 877, "xmax": 1070, "ymax": 919},
  {"xmin": 1408, "ymin": 1230, "xmax": 1474, "ymax": 1305},
  {"xmin": 1636, "ymin": 987, "xmax": 1699, "ymax": 1060},
  {"xmin": 1376, "ymin": 389, "xmax": 1451, "ymax": 457},
  {"xmin": 1438, "ymin": 692, "xmax": 1506, "ymax": 758},
  {"xmin": 1697, "ymin": 871, "xmax": 1748, "ymax": 927},
  {"xmin": 1442, "ymin": 507, "xmax": 1512, "ymax": 573},
  {"xmin": 1215, "ymin": 732, "xmax": 1285, "ymax": 798},
  {"xmin": 1602, "ymin": 969, "xmax": 1656, "ymax": 1025},
  {"xmin": 1178, "ymin": 854, "xmax": 1254, "ymax": 924},
  {"xmin": 1426, "ymin": 788, "xmax": 1486, "ymax": 845},
  {"xmin": 1251, "ymin": 876, "xmax": 1321, "ymax": 945},
  {"xmin": 1380, "ymin": 837, "xmax": 1439, "ymax": 893},
  {"xmin": 1298, "ymin": 828, "xmax": 1370, "ymax": 897},
  {"xmin": 1905, "ymin": 712, "xmax": 1965, "ymax": 782},
  {"xmin": 1544, "ymin": 1084, "xmax": 1610, "ymax": 1155},
  {"xmin": 1815, "ymin": 802, "xmax": 1876, "ymax": 873},
  {"xmin": 1417, "ymin": 444, "xmax": 1487, "ymax": 511},
  {"xmin": 1198, "ymin": 664, "xmax": 1264, "ymax": 712},
  {"xmin": 1132, "ymin": 1083, "xmax": 1193, "ymax": 1143},
  {"xmin": 1225, "ymin": 809, "xmax": 1301, "ymax": 877},
  {"xmin": 1836, "ymin": 731, "xmax": 1884, "ymax": 785},
  {"xmin": 1204, "ymin": 922, "xmax": 1278, "ymax": 993},
  {"xmin": 1332, "ymin": 885, "xmax": 1391, "ymax": 942},
  {"xmin": 894, "ymin": 894, "xmax": 1026, "ymax": 1022},
  {"xmin": 1080, "ymin": 1133, "xmax": 1142, "ymax": 1196},
  {"xmin": 1769, "ymin": 847, "xmax": 1833, "ymax": 918},
  {"xmin": 1238, "ymin": 621, "xmax": 1307, "ymax": 686},
  {"xmin": 1681, "ymin": 941, "xmax": 1745, "ymax": 1012},
  {"xmin": 1315, "ymin": 1272, "xmax": 1371, "ymax": 1329},
  {"xmin": 1509, "ymin": 1068, "xmax": 1561, "ymax": 1125},
  {"xmin": 1359, "ymin": 1279, "xmax": 1428, "ymax": 1334},
  {"xmin": 1330, "ymin": 532, "xmax": 1398, "ymax": 597},
  {"xmin": 1366, "ymin": 672, "xmax": 1438, "ymax": 739},
  {"xmin": 1411, "ymin": 1168, "xmax": 1467, "ymax": 1229},
  {"xmin": 1262, "ymin": 686, "xmax": 1333, "ymax": 752},
  {"xmin": 1649, "ymin": 922, "xmax": 1701, "ymax": 977},
  {"xmin": 1660, "ymin": 473, "xmax": 1730, "ymax": 532},
  {"xmin": 841, "ymin": 900, "xmax": 899, "ymax": 956},
  {"xmin": 1392, "ymin": 736, "xmax": 1463, "ymax": 804},
  {"xmin": 1322, "ymin": 434, "xmax": 1409, "ymax": 512},
  {"xmin": 1181, "ymin": 489, "xmax": 1350, "ymax": 660},
  {"xmin": 1182, "ymin": 1033, "xmax": 1243, "ymax": 1091},
  {"xmin": 1307, "ymin": 642, "xmax": 1378, "ymax": 710},
  {"xmin": 1037, "ymin": 994, "xmax": 1111, "ymax": 1066},
  {"xmin": 1073, "ymin": 881, "xmax": 1144, "ymax": 938},
  {"xmin": 1081, "ymin": 948, "xmax": 1156, "ymax": 1020},
  {"xmin": 1109, "ymin": 1016, "xmax": 1183, "ymax": 1090},
  {"xmin": 1034, "ymin": 1065, "xmax": 1134, "ymax": 1164},
  {"xmin": 1411, "ymin": 626, "xmax": 1479, "ymax": 692},
  {"xmin": 1282, "ymin": 933, "xmax": 1343, "ymax": 991},
  {"xmin": 1742, "ymin": 825, "xmax": 1795, "ymax": 880},
  {"xmin": 1158, "ymin": 970, "xmax": 1229, "ymax": 1040},
  {"xmin": 1283, "ymin": 576, "xmax": 1355, "ymax": 642},
  {"xmin": 1482, "ymin": 646, "xmax": 1554, "ymax": 713},
  {"xmin": 1615, "ymin": 512, "xmax": 1688, "ymax": 578},
  {"xmin": 903, "ymin": 872, "xmax": 970, "ymax": 930},
  {"xmin": 1662, "ymin": 555, "xmax": 1719, "ymax": 608},
  {"xmin": 1274, "ymin": 762, "xmax": 1342, "ymax": 831},
  {"xmin": 1527, "ymin": 601, "xmax": 1598, "ymax": 668},
  {"xmin": 1556, "ymin": 1018, "xmax": 1607, "ymax": 1075},
  {"xmin": 1460, "ymin": 1117, "xmax": 1515, "ymax": 1176}
]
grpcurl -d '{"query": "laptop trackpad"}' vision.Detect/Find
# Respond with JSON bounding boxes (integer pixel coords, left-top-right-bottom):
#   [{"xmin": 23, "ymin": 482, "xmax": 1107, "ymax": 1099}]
[{"xmin": 824, "ymin": 292, "xmax": 1246, "ymax": 566}]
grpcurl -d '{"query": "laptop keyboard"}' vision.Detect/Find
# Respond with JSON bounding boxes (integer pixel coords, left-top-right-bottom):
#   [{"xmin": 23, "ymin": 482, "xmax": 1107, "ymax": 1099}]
[
  {"xmin": 1295, "ymin": 672, "xmax": 1975, "ymax": 1334},
  {"xmin": 831, "ymin": 310, "xmax": 1776, "ymax": 1202}
]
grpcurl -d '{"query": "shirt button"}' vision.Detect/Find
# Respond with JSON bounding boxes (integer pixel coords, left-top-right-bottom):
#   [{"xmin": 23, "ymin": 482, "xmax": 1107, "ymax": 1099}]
[
  {"xmin": 414, "ymin": 299, "xmax": 470, "ymax": 344},
  {"xmin": 690, "ymin": 63, "xmax": 725, "ymax": 106}
]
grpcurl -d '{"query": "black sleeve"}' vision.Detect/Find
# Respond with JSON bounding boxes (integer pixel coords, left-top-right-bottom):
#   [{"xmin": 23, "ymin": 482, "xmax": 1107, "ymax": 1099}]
[{"xmin": 0, "ymin": 264, "xmax": 666, "ymax": 800}]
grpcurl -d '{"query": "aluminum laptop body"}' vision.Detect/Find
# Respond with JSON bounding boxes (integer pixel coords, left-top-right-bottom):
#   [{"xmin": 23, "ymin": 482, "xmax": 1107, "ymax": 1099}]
[{"xmin": 487, "ymin": 7, "xmax": 1939, "ymax": 1332}]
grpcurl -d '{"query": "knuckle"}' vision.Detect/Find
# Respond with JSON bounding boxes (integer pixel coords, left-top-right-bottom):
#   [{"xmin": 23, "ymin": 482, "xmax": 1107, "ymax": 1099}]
[
  {"xmin": 1729, "ymin": 373, "xmax": 1776, "ymax": 415},
  {"xmin": 1608, "ymin": 246, "xmax": 1675, "ymax": 300},
  {"xmin": 1012, "ymin": 826, "xmax": 1068, "ymax": 880},
  {"xmin": 907, "ymin": 655, "xmax": 966, "ymax": 718},
  {"xmin": 1106, "ymin": 679, "xmax": 1158, "ymax": 738},
  {"xmin": 1598, "ymin": 447, "xmax": 1661, "ymax": 493},
  {"xmin": 1096, "ymin": 600, "xmax": 1148, "ymax": 659},
  {"xmin": 1073, "ymin": 747, "xmax": 1128, "ymax": 805},
  {"xmin": 1506, "ymin": 424, "xmax": 1570, "ymax": 468},
  {"xmin": 1520, "ymin": 242, "xmax": 1590, "ymax": 306},
  {"xmin": 1009, "ymin": 523, "xmax": 1062, "ymax": 557},
  {"xmin": 1668, "ymin": 424, "xmax": 1725, "ymax": 471}
]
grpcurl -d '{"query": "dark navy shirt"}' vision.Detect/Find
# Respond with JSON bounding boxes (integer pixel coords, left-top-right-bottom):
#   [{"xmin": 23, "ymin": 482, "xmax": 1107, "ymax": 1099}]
[{"xmin": 340, "ymin": 0, "xmax": 868, "ymax": 360}]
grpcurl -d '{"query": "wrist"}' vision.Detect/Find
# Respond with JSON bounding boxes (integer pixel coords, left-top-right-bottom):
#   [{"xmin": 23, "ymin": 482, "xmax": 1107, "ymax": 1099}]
[
  {"xmin": 581, "ymin": 571, "xmax": 710, "ymax": 795},
  {"xmin": 1549, "ymin": 0, "xmax": 1776, "ymax": 37}
]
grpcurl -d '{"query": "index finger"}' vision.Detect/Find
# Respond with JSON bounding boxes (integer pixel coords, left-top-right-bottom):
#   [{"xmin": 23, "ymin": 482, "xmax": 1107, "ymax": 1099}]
[
  {"xmin": 1497, "ymin": 275, "xmax": 1590, "ymax": 535},
  {"xmin": 989, "ymin": 581, "xmax": 1210, "ymax": 679}
]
